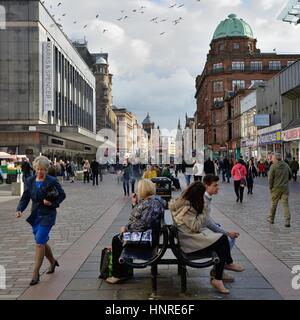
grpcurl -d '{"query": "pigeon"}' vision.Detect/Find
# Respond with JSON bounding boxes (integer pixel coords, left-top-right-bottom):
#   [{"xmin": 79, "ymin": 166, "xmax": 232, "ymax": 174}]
[
  {"xmin": 96, "ymin": 14, "xmax": 99, "ymax": 18},
  {"xmin": 178, "ymin": 4, "xmax": 184, "ymax": 8},
  {"xmin": 160, "ymin": 32, "xmax": 165, "ymax": 36},
  {"xmin": 169, "ymin": 4, "xmax": 177, "ymax": 8},
  {"xmin": 103, "ymin": 29, "xmax": 108, "ymax": 33},
  {"xmin": 57, "ymin": 2, "xmax": 61, "ymax": 7},
  {"xmin": 83, "ymin": 24, "xmax": 88, "ymax": 28}
]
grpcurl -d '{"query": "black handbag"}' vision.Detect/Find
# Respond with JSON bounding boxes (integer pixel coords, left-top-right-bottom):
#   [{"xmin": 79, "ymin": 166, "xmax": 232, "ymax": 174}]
[{"xmin": 43, "ymin": 184, "xmax": 59, "ymax": 202}]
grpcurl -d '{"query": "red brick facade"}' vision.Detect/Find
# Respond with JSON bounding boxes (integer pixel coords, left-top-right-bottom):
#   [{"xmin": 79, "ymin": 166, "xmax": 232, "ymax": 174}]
[{"xmin": 195, "ymin": 36, "xmax": 300, "ymax": 157}]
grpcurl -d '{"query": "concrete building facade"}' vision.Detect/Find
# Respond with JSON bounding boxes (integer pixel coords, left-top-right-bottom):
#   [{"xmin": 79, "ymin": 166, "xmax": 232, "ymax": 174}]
[{"xmin": 0, "ymin": 0, "xmax": 100, "ymax": 162}]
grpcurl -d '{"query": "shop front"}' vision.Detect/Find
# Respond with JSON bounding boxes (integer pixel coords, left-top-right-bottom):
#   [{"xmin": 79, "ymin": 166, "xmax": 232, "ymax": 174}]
[
  {"xmin": 258, "ymin": 128, "xmax": 282, "ymax": 161},
  {"xmin": 282, "ymin": 127, "xmax": 300, "ymax": 162},
  {"xmin": 241, "ymin": 138, "xmax": 258, "ymax": 160}
]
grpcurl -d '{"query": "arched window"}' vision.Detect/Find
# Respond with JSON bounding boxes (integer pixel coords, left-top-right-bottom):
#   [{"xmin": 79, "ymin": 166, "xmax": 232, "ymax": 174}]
[{"xmin": 0, "ymin": 5, "xmax": 6, "ymax": 30}]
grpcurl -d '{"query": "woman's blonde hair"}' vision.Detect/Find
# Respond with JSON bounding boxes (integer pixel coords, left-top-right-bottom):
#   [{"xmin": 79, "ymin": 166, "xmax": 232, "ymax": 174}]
[
  {"xmin": 137, "ymin": 179, "xmax": 156, "ymax": 200},
  {"xmin": 33, "ymin": 156, "xmax": 50, "ymax": 172}
]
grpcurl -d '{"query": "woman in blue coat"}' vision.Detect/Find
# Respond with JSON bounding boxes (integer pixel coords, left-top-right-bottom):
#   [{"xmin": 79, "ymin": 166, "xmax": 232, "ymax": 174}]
[{"xmin": 16, "ymin": 156, "xmax": 66, "ymax": 286}]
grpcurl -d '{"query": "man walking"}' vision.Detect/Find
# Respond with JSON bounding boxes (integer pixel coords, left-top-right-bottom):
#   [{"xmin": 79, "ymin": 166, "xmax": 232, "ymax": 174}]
[
  {"xmin": 268, "ymin": 154, "xmax": 293, "ymax": 227},
  {"xmin": 289, "ymin": 157, "xmax": 299, "ymax": 182},
  {"xmin": 90, "ymin": 159, "xmax": 100, "ymax": 186}
]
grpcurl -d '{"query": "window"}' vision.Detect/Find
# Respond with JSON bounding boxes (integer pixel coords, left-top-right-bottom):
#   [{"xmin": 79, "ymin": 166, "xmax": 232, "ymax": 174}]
[
  {"xmin": 213, "ymin": 81, "xmax": 223, "ymax": 93},
  {"xmin": 0, "ymin": 5, "xmax": 6, "ymax": 30},
  {"xmin": 213, "ymin": 97, "xmax": 223, "ymax": 108},
  {"xmin": 213, "ymin": 63, "xmax": 224, "ymax": 72},
  {"xmin": 233, "ymin": 43, "xmax": 240, "ymax": 49},
  {"xmin": 250, "ymin": 61, "xmax": 262, "ymax": 71},
  {"xmin": 213, "ymin": 129, "xmax": 217, "ymax": 144},
  {"xmin": 232, "ymin": 61, "xmax": 244, "ymax": 71},
  {"xmin": 250, "ymin": 80, "xmax": 264, "ymax": 87},
  {"xmin": 269, "ymin": 61, "xmax": 281, "ymax": 70},
  {"xmin": 219, "ymin": 44, "xmax": 224, "ymax": 51},
  {"xmin": 232, "ymin": 80, "xmax": 245, "ymax": 91},
  {"xmin": 287, "ymin": 61, "xmax": 295, "ymax": 66}
]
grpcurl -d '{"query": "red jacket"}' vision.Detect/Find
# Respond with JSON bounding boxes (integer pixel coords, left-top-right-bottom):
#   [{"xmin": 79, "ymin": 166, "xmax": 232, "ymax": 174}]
[{"xmin": 231, "ymin": 163, "xmax": 247, "ymax": 181}]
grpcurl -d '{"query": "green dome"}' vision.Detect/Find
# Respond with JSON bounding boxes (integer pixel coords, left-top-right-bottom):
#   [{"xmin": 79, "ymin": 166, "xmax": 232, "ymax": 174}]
[{"xmin": 213, "ymin": 14, "xmax": 254, "ymax": 40}]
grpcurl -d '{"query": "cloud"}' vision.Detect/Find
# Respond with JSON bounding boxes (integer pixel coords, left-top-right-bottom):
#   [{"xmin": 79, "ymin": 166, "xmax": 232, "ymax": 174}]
[{"xmin": 46, "ymin": 0, "xmax": 300, "ymax": 130}]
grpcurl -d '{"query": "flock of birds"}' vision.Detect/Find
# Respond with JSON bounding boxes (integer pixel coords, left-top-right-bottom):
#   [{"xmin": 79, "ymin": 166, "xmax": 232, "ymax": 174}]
[{"xmin": 41, "ymin": 0, "xmax": 202, "ymax": 37}]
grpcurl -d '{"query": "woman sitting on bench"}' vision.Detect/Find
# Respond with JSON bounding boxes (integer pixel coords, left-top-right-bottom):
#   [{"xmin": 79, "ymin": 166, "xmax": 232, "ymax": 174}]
[
  {"xmin": 106, "ymin": 179, "xmax": 166, "ymax": 284},
  {"xmin": 169, "ymin": 182, "xmax": 244, "ymax": 294}
]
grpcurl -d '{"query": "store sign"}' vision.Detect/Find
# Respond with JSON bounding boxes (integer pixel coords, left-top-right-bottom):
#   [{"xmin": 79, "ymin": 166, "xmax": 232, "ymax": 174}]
[
  {"xmin": 258, "ymin": 130, "xmax": 282, "ymax": 145},
  {"xmin": 254, "ymin": 114, "xmax": 270, "ymax": 127},
  {"xmin": 43, "ymin": 42, "xmax": 54, "ymax": 112},
  {"xmin": 282, "ymin": 127, "xmax": 300, "ymax": 141}
]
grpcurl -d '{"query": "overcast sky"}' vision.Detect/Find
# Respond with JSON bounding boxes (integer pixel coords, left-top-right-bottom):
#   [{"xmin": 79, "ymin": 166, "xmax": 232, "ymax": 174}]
[{"xmin": 45, "ymin": 0, "xmax": 300, "ymax": 132}]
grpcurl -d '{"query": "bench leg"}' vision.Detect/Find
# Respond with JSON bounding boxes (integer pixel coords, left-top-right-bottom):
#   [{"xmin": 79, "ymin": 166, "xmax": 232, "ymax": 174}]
[
  {"xmin": 151, "ymin": 265, "xmax": 158, "ymax": 296},
  {"xmin": 179, "ymin": 264, "xmax": 187, "ymax": 293}
]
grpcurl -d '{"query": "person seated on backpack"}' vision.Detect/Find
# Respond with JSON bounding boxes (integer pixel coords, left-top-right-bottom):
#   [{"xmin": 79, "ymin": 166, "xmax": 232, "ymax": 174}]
[{"xmin": 106, "ymin": 179, "xmax": 166, "ymax": 284}]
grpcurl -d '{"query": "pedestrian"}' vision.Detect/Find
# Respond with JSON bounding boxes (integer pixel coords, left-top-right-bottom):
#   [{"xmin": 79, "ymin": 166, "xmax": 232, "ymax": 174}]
[
  {"xmin": 169, "ymin": 181, "xmax": 244, "ymax": 294},
  {"xmin": 106, "ymin": 179, "xmax": 166, "ymax": 284},
  {"xmin": 16, "ymin": 156, "xmax": 66, "ymax": 286},
  {"xmin": 66, "ymin": 161, "xmax": 75, "ymax": 183},
  {"xmin": 182, "ymin": 160, "xmax": 195, "ymax": 186},
  {"xmin": 122, "ymin": 162, "xmax": 131, "ymax": 196},
  {"xmin": 231, "ymin": 159, "xmax": 247, "ymax": 203},
  {"xmin": 203, "ymin": 174, "xmax": 243, "ymax": 283},
  {"xmin": 90, "ymin": 159, "xmax": 100, "ymax": 186},
  {"xmin": 267, "ymin": 154, "xmax": 293, "ymax": 227},
  {"xmin": 257, "ymin": 161, "xmax": 265, "ymax": 177},
  {"xmin": 142, "ymin": 165, "xmax": 157, "ymax": 179},
  {"xmin": 21, "ymin": 158, "xmax": 33, "ymax": 181},
  {"xmin": 193, "ymin": 160, "xmax": 203, "ymax": 182},
  {"xmin": 214, "ymin": 160, "xmax": 219, "ymax": 176},
  {"xmin": 289, "ymin": 157, "xmax": 299, "ymax": 182},
  {"xmin": 204, "ymin": 158, "xmax": 215, "ymax": 176},
  {"xmin": 161, "ymin": 164, "xmax": 181, "ymax": 190},
  {"xmin": 83, "ymin": 160, "xmax": 90, "ymax": 183},
  {"xmin": 221, "ymin": 157, "xmax": 231, "ymax": 183},
  {"xmin": 246, "ymin": 159, "xmax": 258, "ymax": 194}
]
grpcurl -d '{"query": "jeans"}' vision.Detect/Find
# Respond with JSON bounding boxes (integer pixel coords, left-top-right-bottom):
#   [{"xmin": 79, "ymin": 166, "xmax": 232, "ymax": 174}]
[
  {"xmin": 184, "ymin": 174, "xmax": 192, "ymax": 186},
  {"xmin": 269, "ymin": 188, "xmax": 290, "ymax": 223},
  {"xmin": 123, "ymin": 179, "xmax": 130, "ymax": 195}
]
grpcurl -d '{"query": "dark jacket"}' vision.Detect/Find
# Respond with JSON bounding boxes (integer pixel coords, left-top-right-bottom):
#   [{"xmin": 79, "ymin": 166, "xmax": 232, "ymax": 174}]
[
  {"xmin": 290, "ymin": 160, "xmax": 299, "ymax": 172},
  {"xmin": 204, "ymin": 160, "xmax": 215, "ymax": 175},
  {"xmin": 17, "ymin": 175, "xmax": 66, "ymax": 227},
  {"xmin": 90, "ymin": 160, "xmax": 100, "ymax": 174},
  {"xmin": 268, "ymin": 161, "xmax": 292, "ymax": 190}
]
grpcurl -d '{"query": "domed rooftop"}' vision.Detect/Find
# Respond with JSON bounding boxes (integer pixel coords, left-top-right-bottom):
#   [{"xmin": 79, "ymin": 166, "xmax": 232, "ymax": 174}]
[
  {"xmin": 213, "ymin": 14, "xmax": 254, "ymax": 40},
  {"xmin": 95, "ymin": 56, "xmax": 108, "ymax": 65},
  {"xmin": 142, "ymin": 113, "xmax": 152, "ymax": 125}
]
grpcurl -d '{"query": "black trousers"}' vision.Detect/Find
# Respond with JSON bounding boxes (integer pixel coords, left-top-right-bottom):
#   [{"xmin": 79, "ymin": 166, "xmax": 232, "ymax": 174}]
[
  {"xmin": 247, "ymin": 178, "xmax": 253, "ymax": 193},
  {"xmin": 131, "ymin": 179, "xmax": 136, "ymax": 193},
  {"xmin": 92, "ymin": 173, "xmax": 99, "ymax": 186},
  {"xmin": 292, "ymin": 171, "xmax": 298, "ymax": 182},
  {"xmin": 112, "ymin": 235, "xmax": 132, "ymax": 278},
  {"xmin": 83, "ymin": 171, "xmax": 90, "ymax": 183},
  {"xmin": 192, "ymin": 235, "xmax": 233, "ymax": 280},
  {"xmin": 234, "ymin": 180, "xmax": 244, "ymax": 202}
]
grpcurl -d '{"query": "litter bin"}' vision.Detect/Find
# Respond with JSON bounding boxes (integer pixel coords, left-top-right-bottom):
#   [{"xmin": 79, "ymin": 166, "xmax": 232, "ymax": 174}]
[{"xmin": 151, "ymin": 177, "xmax": 172, "ymax": 208}]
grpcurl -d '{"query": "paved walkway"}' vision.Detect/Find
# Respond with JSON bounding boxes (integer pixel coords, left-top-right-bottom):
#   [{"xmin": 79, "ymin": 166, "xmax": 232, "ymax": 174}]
[
  {"xmin": 0, "ymin": 173, "xmax": 124, "ymax": 299},
  {"xmin": 0, "ymin": 173, "xmax": 299, "ymax": 300}
]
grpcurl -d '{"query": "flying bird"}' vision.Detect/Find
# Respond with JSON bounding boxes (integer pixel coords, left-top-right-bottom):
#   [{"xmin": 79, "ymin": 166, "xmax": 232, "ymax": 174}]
[
  {"xmin": 160, "ymin": 32, "xmax": 166, "ymax": 36},
  {"xmin": 96, "ymin": 14, "xmax": 99, "ymax": 18},
  {"xmin": 83, "ymin": 24, "xmax": 88, "ymax": 28},
  {"xmin": 62, "ymin": 13, "xmax": 66, "ymax": 17},
  {"xmin": 169, "ymin": 4, "xmax": 177, "ymax": 8},
  {"xmin": 161, "ymin": 19, "xmax": 168, "ymax": 22},
  {"xmin": 178, "ymin": 4, "xmax": 184, "ymax": 8},
  {"xmin": 117, "ymin": 17, "xmax": 123, "ymax": 21},
  {"xmin": 73, "ymin": 21, "xmax": 77, "ymax": 24},
  {"xmin": 57, "ymin": 2, "xmax": 62, "ymax": 6},
  {"xmin": 103, "ymin": 29, "xmax": 108, "ymax": 33}
]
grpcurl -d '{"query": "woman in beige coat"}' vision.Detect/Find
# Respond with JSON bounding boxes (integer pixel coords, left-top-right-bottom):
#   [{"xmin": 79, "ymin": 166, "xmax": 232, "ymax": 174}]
[{"xmin": 169, "ymin": 182, "xmax": 244, "ymax": 294}]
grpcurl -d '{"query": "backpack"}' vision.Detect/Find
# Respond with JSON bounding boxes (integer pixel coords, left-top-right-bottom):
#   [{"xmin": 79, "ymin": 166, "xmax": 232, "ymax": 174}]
[{"xmin": 99, "ymin": 248, "xmax": 113, "ymax": 279}]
